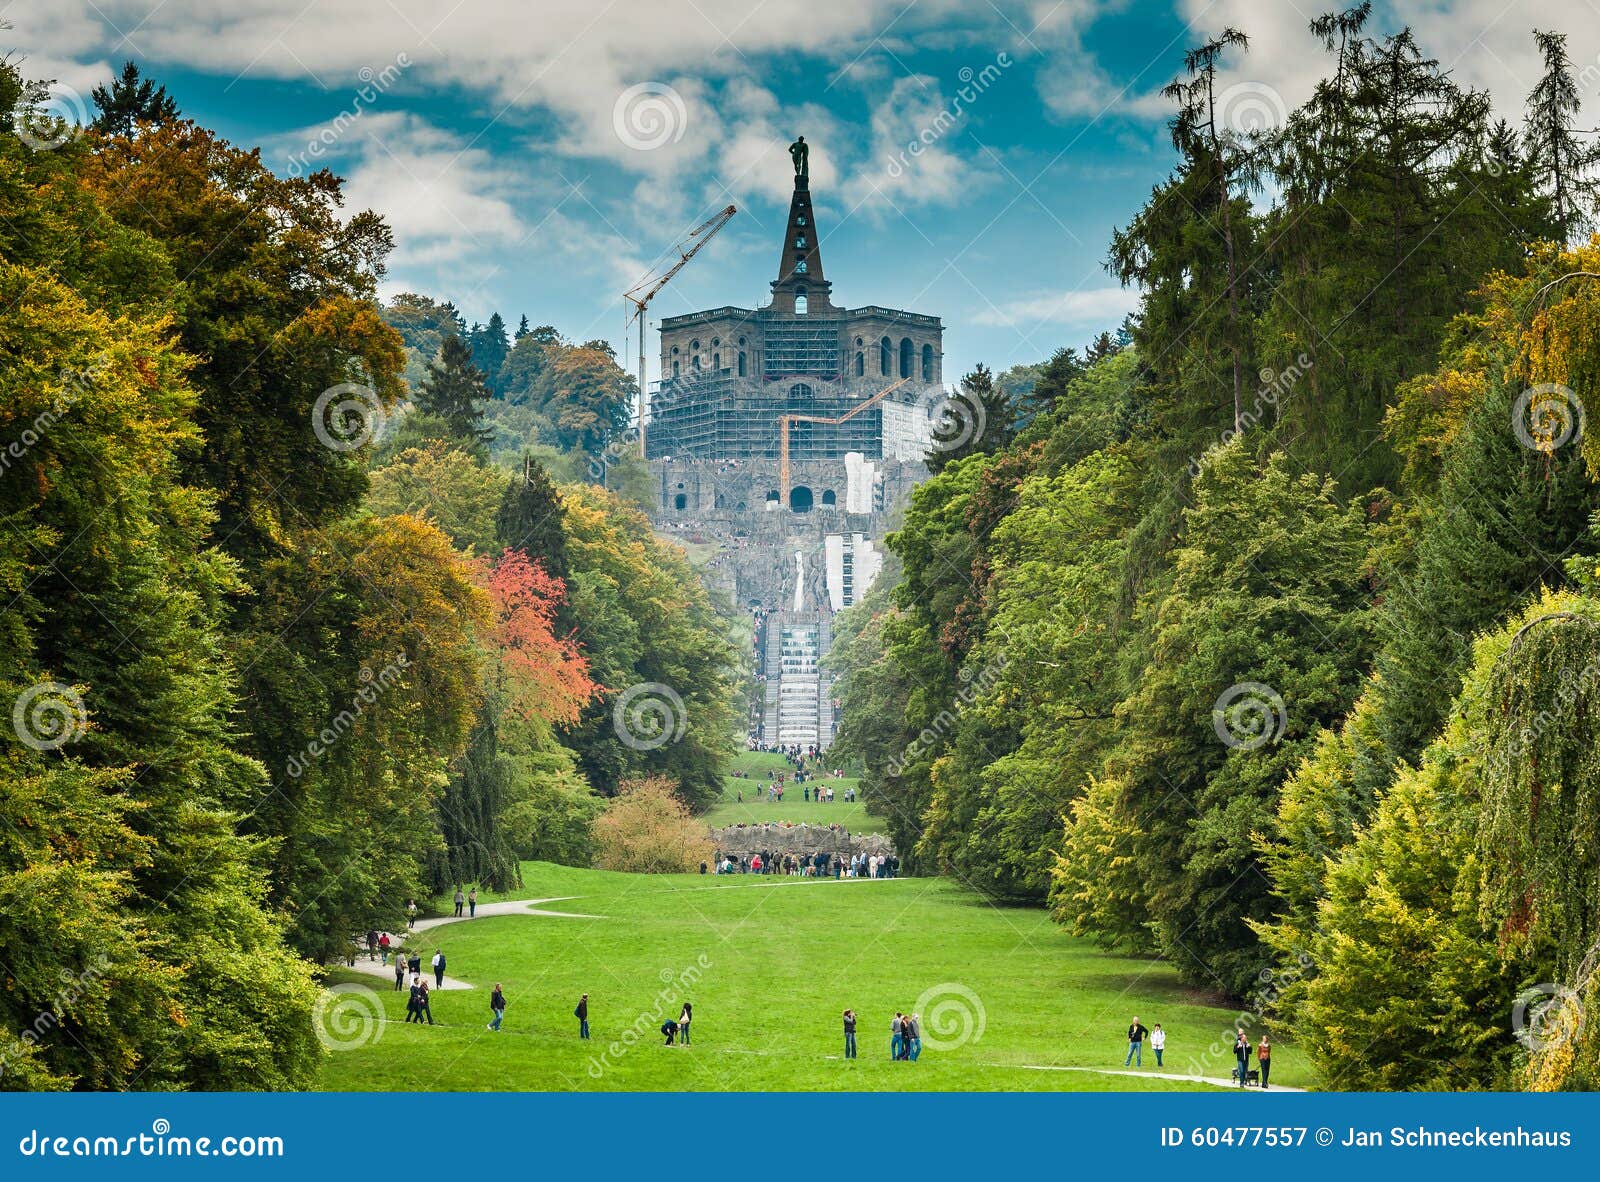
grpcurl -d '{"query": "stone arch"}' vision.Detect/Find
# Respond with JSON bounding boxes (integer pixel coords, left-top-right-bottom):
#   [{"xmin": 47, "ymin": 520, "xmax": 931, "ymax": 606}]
[
  {"xmin": 855, "ymin": 351, "xmax": 864, "ymax": 376},
  {"xmin": 880, "ymin": 336, "xmax": 892, "ymax": 375},
  {"xmin": 922, "ymin": 343, "xmax": 934, "ymax": 381},
  {"xmin": 789, "ymin": 485, "xmax": 814, "ymax": 512},
  {"xmin": 821, "ymin": 489, "xmax": 837, "ymax": 507},
  {"xmin": 899, "ymin": 337, "xmax": 913, "ymax": 379},
  {"xmin": 738, "ymin": 350, "xmax": 747, "ymax": 376},
  {"xmin": 794, "ymin": 287, "xmax": 808, "ymax": 314},
  {"xmin": 673, "ymin": 493, "xmax": 688, "ymax": 510}
]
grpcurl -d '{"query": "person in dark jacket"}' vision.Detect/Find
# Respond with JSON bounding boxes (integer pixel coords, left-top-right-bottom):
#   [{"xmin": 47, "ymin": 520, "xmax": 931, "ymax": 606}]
[
  {"xmin": 575, "ymin": 993, "xmax": 589, "ymax": 1039},
  {"xmin": 843, "ymin": 1008, "xmax": 857, "ymax": 1059},
  {"xmin": 488, "ymin": 983, "xmax": 506, "ymax": 1032},
  {"xmin": 392, "ymin": 952, "xmax": 406, "ymax": 991},
  {"xmin": 408, "ymin": 951, "xmax": 421, "ymax": 978},
  {"xmin": 1234, "ymin": 1030, "xmax": 1251, "ymax": 1086},
  {"xmin": 1257, "ymin": 1034, "xmax": 1272, "ymax": 1089},
  {"xmin": 432, "ymin": 949, "xmax": 446, "ymax": 988},
  {"xmin": 1125, "ymin": 1016, "xmax": 1149, "ymax": 1067},
  {"xmin": 661, "ymin": 1018, "xmax": 679, "ymax": 1045},
  {"xmin": 416, "ymin": 980, "xmax": 434, "ymax": 1025},
  {"xmin": 405, "ymin": 976, "xmax": 425, "ymax": 1023}
]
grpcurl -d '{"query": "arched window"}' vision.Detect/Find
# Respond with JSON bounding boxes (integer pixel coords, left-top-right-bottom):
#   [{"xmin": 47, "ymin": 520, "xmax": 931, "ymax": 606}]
[
  {"xmin": 690, "ymin": 339, "xmax": 699, "ymax": 352},
  {"xmin": 795, "ymin": 259, "xmax": 808, "ymax": 273},
  {"xmin": 738, "ymin": 351, "xmax": 747, "ymax": 377},
  {"xmin": 794, "ymin": 288, "xmax": 808, "ymax": 314},
  {"xmin": 788, "ymin": 383, "xmax": 813, "ymax": 402},
  {"xmin": 673, "ymin": 493, "xmax": 688, "ymax": 510},
  {"xmin": 672, "ymin": 361, "xmax": 680, "ymax": 377},
  {"xmin": 795, "ymin": 235, "xmax": 807, "ymax": 248},
  {"xmin": 789, "ymin": 486, "xmax": 814, "ymax": 512},
  {"xmin": 922, "ymin": 343, "xmax": 934, "ymax": 381},
  {"xmin": 821, "ymin": 489, "xmax": 837, "ymax": 507},
  {"xmin": 711, "ymin": 337, "xmax": 720, "ymax": 348},
  {"xmin": 880, "ymin": 336, "xmax": 892, "ymax": 375},
  {"xmin": 692, "ymin": 355, "xmax": 700, "ymax": 370},
  {"xmin": 713, "ymin": 352, "xmax": 720, "ymax": 371},
  {"xmin": 855, "ymin": 351, "xmax": 864, "ymax": 376},
  {"xmin": 899, "ymin": 337, "xmax": 914, "ymax": 379}
]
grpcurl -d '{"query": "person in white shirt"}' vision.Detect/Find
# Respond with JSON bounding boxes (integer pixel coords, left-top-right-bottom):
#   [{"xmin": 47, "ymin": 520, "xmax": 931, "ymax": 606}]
[{"xmin": 1151, "ymin": 1023, "xmax": 1166, "ymax": 1067}]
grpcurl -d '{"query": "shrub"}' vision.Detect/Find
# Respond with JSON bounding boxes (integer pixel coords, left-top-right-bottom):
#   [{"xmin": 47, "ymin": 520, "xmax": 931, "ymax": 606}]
[{"xmin": 591, "ymin": 776, "xmax": 713, "ymax": 873}]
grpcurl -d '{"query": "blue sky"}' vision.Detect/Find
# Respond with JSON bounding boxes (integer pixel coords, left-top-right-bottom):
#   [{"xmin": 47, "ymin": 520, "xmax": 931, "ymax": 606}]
[{"xmin": 11, "ymin": 0, "xmax": 1594, "ymax": 383}]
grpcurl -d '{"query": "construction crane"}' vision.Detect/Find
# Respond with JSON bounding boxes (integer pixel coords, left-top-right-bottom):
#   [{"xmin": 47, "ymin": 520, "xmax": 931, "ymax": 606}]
[
  {"xmin": 622, "ymin": 204, "xmax": 737, "ymax": 459},
  {"xmin": 778, "ymin": 376, "xmax": 910, "ymax": 507}
]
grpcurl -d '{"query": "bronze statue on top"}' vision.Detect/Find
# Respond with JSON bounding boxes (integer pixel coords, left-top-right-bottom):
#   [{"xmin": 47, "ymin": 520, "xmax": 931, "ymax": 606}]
[{"xmin": 789, "ymin": 136, "xmax": 809, "ymax": 179}]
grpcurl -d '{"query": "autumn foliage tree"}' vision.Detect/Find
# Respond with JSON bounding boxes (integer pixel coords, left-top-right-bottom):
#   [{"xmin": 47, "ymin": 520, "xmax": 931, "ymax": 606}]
[{"xmin": 590, "ymin": 776, "xmax": 714, "ymax": 873}]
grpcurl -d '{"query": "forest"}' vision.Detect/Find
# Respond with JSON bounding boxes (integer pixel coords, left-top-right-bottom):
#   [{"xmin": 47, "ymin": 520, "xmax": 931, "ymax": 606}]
[
  {"xmin": 0, "ymin": 56, "xmax": 737, "ymax": 1089},
  {"xmin": 830, "ymin": 7, "xmax": 1600, "ymax": 1091}
]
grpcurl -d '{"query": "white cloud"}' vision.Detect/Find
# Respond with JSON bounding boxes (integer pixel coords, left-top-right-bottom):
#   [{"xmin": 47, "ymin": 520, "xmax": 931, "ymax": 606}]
[{"xmin": 971, "ymin": 285, "xmax": 1140, "ymax": 330}]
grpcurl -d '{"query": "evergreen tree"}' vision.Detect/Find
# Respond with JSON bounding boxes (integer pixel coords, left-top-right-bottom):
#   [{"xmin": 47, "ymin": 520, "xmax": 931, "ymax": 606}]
[
  {"xmin": 927, "ymin": 363, "xmax": 1015, "ymax": 473},
  {"xmin": 1022, "ymin": 345, "xmax": 1083, "ymax": 422},
  {"xmin": 417, "ymin": 334, "xmax": 494, "ymax": 454},
  {"xmin": 515, "ymin": 313, "xmax": 530, "ymax": 340},
  {"xmin": 1524, "ymin": 29, "xmax": 1600, "ymax": 243},
  {"xmin": 90, "ymin": 60, "xmax": 178, "ymax": 136},
  {"xmin": 496, "ymin": 454, "xmax": 570, "ymax": 585},
  {"xmin": 470, "ymin": 312, "xmax": 512, "ymax": 393}
]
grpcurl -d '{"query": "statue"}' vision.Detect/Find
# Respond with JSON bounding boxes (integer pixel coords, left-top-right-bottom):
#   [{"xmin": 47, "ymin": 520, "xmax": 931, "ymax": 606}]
[{"xmin": 788, "ymin": 135, "xmax": 809, "ymax": 179}]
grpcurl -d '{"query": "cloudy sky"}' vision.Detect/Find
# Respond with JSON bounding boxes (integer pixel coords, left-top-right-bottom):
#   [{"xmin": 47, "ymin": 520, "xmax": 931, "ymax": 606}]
[{"xmin": 10, "ymin": 0, "xmax": 1600, "ymax": 382}]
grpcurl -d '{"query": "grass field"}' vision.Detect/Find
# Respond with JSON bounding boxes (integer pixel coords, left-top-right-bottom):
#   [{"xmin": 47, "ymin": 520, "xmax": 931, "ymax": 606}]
[
  {"xmin": 702, "ymin": 749, "xmax": 878, "ymax": 832},
  {"xmin": 317, "ymin": 860, "xmax": 1313, "ymax": 1092}
]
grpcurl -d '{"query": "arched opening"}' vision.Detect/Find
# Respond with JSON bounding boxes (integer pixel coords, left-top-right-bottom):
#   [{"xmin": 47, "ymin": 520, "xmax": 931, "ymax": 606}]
[
  {"xmin": 692, "ymin": 355, "xmax": 700, "ymax": 371},
  {"xmin": 713, "ymin": 492, "xmax": 727, "ymax": 509},
  {"xmin": 737, "ymin": 351, "xmax": 747, "ymax": 377},
  {"xmin": 673, "ymin": 493, "xmax": 688, "ymax": 511},
  {"xmin": 899, "ymin": 337, "xmax": 913, "ymax": 379},
  {"xmin": 794, "ymin": 288, "xmax": 808, "ymax": 314},
  {"xmin": 736, "ymin": 501, "xmax": 747, "ymax": 512},
  {"xmin": 672, "ymin": 361, "xmax": 679, "ymax": 377},
  {"xmin": 788, "ymin": 382, "xmax": 813, "ymax": 403},
  {"xmin": 789, "ymin": 485, "xmax": 814, "ymax": 512},
  {"xmin": 713, "ymin": 352, "xmax": 720, "ymax": 371},
  {"xmin": 764, "ymin": 490, "xmax": 780, "ymax": 510},
  {"xmin": 922, "ymin": 343, "xmax": 934, "ymax": 381},
  {"xmin": 821, "ymin": 489, "xmax": 837, "ymax": 507},
  {"xmin": 855, "ymin": 351, "xmax": 864, "ymax": 376},
  {"xmin": 880, "ymin": 336, "xmax": 892, "ymax": 375}
]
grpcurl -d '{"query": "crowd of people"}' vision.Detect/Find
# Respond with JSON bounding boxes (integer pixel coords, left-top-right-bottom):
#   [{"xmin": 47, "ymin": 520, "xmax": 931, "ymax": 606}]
[{"xmin": 711, "ymin": 850, "xmax": 900, "ymax": 878}]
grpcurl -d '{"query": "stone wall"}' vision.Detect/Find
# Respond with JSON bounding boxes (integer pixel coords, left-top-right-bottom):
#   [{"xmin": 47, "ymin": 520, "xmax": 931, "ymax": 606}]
[{"xmin": 710, "ymin": 822, "xmax": 895, "ymax": 860}]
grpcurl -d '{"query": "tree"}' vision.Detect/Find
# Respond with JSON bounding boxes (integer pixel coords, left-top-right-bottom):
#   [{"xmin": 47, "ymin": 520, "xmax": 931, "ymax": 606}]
[
  {"xmin": 417, "ymin": 334, "xmax": 494, "ymax": 454},
  {"xmin": 926, "ymin": 364, "xmax": 1015, "ymax": 474},
  {"xmin": 470, "ymin": 312, "xmax": 512, "ymax": 393},
  {"xmin": 496, "ymin": 454, "xmax": 570, "ymax": 585},
  {"xmin": 1524, "ymin": 30, "xmax": 1600, "ymax": 242},
  {"xmin": 590, "ymin": 776, "xmax": 714, "ymax": 873},
  {"xmin": 366, "ymin": 440, "xmax": 509, "ymax": 553},
  {"xmin": 514, "ymin": 314, "xmax": 530, "ymax": 340},
  {"xmin": 90, "ymin": 60, "xmax": 178, "ymax": 136},
  {"xmin": 527, "ymin": 344, "xmax": 636, "ymax": 460}
]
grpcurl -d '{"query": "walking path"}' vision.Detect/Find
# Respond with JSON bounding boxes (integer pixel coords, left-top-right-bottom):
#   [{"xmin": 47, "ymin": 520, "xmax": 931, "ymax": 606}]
[
  {"xmin": 346, "ymin": 897, "xmax": 605, "ymax": 991},
  {"xmin": 1015, "ymin": 1064, "xmax": 1305, "ymax": 1092}
]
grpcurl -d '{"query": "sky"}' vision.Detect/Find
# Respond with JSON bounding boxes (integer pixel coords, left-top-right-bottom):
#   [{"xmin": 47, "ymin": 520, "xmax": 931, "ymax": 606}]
[{"xmin": 10, "ymin": 0, "xmax": 1600, "ymax": 385}]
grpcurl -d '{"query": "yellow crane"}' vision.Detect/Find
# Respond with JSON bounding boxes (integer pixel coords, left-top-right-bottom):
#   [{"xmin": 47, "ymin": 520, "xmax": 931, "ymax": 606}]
[
  {"xmin": 778, "ymin": 376, "xmax": 910, "ymax": 507},
  {"xmin": 622, "ymin": 204, "xmax": 738, "ymax": 459}
]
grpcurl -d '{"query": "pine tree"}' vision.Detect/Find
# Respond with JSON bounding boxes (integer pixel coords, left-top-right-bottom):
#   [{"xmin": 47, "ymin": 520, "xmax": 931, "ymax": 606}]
[
  {"xmin": 1524, "ymin": 29, "xmax": 1600, "ymax": 242},
  {"xmin": 927, "ymin": 364, "xmax": 1015, "ymax": 473},
  {"xmin": 417, "ymin": 334, "xmax": 494, "ymax": 453},
  {"xmin": 496, "ymin": 454, "xmax": 569, "ymax": 585},
  {"xmin": 90, "ymin": 61, "xmax": 179, "ymax": 136},
  {"xmin": 515, "ymin": 314, "xmax": 530, "ymax": 340}
]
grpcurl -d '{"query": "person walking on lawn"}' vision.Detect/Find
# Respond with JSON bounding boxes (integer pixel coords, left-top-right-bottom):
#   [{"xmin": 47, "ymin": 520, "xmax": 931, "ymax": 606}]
[
  {"xmin": 432, "ymin": 949, "xmax": 446, "ymax": 988},
  {"xmin": 678, "ymin": 1001, "xmax": 693, "ymax": 1045},
  {"xmin": 891, "ymin": 1012, "xmax": 904, "ymax": 1060},
  {"xmin": 842, "ymin": 1009, "xmax": 857, "ymax": 1059},
  {"xmin": 453, "ymin": 887, "xmax": 465, "ymax": 917},
  {"xmin": 405, "ymin": 976, "xmax": 422, "ymax": 1022},
  {"xmin": 1257, "ymin": 1034, "xmax": 1272, "ymax": 1089},
  {"xmin": 575, "ymin": 993, "xmax": 590, "ymax": 1040},
  {"xmin": 1151, "ymin": 1023, "xmax": 1166, "ymax": 1067},
  {"xmin": 468, "ymin": 887, "xmax": 478, "ymax": 917},
  {"xmin": 1125, "ymin": 1016, "xmax": 1149, "ymax": 1067},
  {"xmin": 488, "ymin": 984, "xmax": 506, "ymax": 1032},
  {"xmin": 416, "ymin": 980, "xmax": 434, "ymax": 1025},
  {"xmin": 1234, "ymin": 1030, "xmax": 1251, "ymax": 1086},
  {"xmin": 392, "ymin": 951, "xmax": 406, "ymax": 991}
]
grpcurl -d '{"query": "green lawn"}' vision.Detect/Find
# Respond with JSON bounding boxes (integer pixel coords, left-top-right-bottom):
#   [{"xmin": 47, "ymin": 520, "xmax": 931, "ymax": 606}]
[
  {"xmin": 317, "ymin": 860, "xmax": 1314, "ymax": 1091},
  {"xmin": 702, "ymin": 749, "xmax": 878, "ymax": 832}
]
